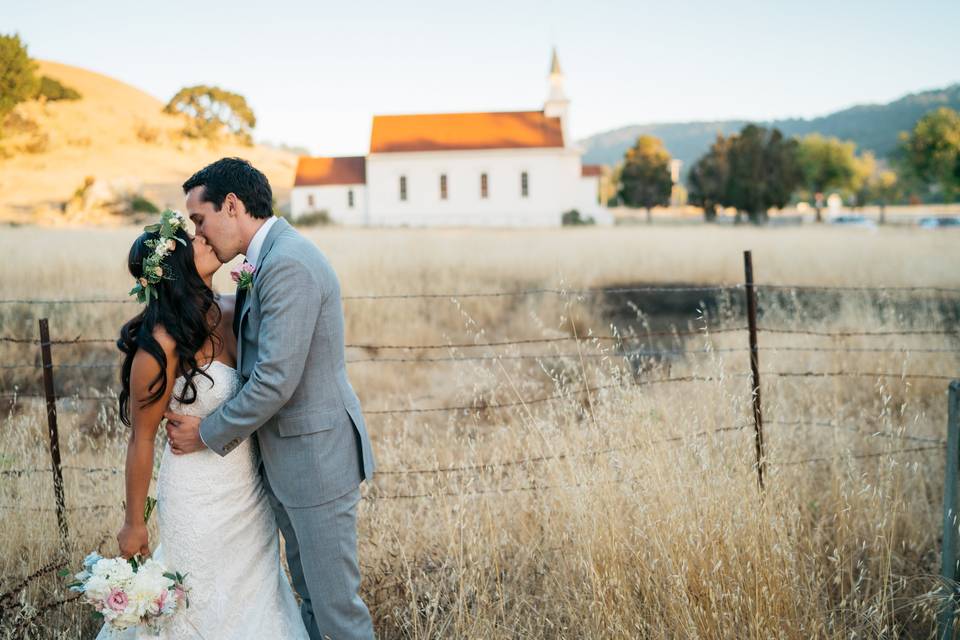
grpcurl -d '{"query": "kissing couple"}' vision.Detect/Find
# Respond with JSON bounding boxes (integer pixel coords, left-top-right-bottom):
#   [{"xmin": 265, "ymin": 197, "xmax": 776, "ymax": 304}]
[{"xmin": 101, "ymin": 157, "xmax": 376, "ymax": 639}]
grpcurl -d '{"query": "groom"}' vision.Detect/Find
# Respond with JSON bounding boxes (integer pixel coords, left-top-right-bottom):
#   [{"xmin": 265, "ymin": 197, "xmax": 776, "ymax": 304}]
[{"xmin": 164, "ymin": 157, "xmax": 376, "ymax": 639}]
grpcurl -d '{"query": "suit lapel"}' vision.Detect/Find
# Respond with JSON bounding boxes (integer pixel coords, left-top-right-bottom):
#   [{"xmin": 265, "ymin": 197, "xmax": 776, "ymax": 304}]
[
  {"xmin": 236, "ymin": 217, "xmax": 289, "ymax": 367},
  {"xmin": 256, "ymin": 216, "xmax": 289, "ymax": 269}
]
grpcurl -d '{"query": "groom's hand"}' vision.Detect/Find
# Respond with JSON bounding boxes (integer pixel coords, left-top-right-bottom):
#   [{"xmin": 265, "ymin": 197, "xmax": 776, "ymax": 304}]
[{"xmin": 164, "ymin": 411, "xmax": 207, "ymax": 455}]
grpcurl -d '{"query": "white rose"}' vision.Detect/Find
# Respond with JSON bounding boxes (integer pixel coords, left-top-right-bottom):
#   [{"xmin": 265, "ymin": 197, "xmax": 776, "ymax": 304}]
[
  {"xmin": 92, "ymin": 558, "xmax": 134, "ymax": 584},
  {"xmin": 83, "ymin": 575, "xmax": 111, "ymax": 601}
]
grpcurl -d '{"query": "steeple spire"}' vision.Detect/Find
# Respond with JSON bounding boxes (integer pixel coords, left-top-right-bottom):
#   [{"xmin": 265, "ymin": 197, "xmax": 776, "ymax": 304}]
[{"xmin": 544, "ymin": 47, "xmax": 570, "ymax": 147}]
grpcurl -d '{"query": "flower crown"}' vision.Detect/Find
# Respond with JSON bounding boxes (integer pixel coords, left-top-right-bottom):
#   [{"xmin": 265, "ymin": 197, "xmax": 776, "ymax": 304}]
[{"xmin": 128, "ymin": 209, "xmax": 189, "ymax": 304}]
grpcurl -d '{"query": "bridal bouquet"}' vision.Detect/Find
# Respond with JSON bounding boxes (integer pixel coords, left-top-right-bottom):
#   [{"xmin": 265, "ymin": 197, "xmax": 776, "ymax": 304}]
[{"xmin": 62, "ymin": 552, "xmax": 189, "ymax": 633}]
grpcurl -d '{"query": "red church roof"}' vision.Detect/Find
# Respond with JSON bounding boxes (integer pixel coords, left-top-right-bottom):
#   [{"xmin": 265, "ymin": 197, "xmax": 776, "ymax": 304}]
[
  {"xmin": 581, "ymin": 164, "xmax": 604, "ymax": 177},
  {"xmin": 294, "ymin": 156, "xmax": 366, "ymax": 186},
  {"xmin": 370, "ymin": 111, "xmax": 564, "ymax": 153}
]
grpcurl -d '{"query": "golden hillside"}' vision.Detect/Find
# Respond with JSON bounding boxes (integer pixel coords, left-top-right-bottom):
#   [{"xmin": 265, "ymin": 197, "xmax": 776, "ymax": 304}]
[{"xmin": 0, "ymin": 60, "xmax": 298, "ymax": 224}]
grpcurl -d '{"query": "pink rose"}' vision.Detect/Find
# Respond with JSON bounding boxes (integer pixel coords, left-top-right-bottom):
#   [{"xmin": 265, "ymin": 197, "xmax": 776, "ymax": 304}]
[
  {"xmin": 174, "ymin": 585, "xmax": 186, "ymax": 604},
  {"xmin": 230, "ymin": 262, "xmax": 255, "ymax": 283},
  {"xmin": 106, "ymin": 587, "xmax": 128, "ymax": 612},
  {"xmin": 153, "ymin": 588, "xmax": 167, "ymax": 613}
]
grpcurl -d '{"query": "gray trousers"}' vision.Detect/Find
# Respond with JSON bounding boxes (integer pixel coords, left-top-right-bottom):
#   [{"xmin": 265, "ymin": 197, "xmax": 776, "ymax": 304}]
[{"xmin": 263, "ymin": 470, "xmax": 374, "ymax": 640}]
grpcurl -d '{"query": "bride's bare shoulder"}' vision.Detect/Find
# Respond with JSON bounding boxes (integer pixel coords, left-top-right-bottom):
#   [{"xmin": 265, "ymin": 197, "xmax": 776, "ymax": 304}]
[{"xmin": 151, "ymin": 324, "xmax": 177, "ymax": 352}]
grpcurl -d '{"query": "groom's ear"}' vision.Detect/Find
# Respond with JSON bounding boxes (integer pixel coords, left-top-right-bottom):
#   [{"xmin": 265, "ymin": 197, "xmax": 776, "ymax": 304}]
[{"xmin": 223, "ymin": 193, "xmax": 246, "ymax": 218}]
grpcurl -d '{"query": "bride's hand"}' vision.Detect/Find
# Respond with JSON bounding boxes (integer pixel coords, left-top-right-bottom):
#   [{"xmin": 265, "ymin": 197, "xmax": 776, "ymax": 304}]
[{"xmin": 117, "ymin": 522, "xmax": 150, "ymax": 560}]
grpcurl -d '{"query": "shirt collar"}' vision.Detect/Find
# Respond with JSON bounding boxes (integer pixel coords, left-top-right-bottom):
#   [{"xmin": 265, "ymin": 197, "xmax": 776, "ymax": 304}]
[{"xmin": 243, "ymin": 216, "xmax": 278, "ymax": 268}]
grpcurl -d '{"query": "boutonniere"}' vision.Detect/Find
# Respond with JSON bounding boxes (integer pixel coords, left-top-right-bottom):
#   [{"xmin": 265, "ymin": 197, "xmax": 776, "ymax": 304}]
[{"xmin": 231, "ymin": 262, "xmax": 255, "ymax": 291}]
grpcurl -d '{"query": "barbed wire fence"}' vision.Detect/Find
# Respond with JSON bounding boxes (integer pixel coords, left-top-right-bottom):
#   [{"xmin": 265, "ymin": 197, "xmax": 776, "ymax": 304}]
[{"xmin": 2, "ymin": 250, "xmax": 959, "ymax": 629}]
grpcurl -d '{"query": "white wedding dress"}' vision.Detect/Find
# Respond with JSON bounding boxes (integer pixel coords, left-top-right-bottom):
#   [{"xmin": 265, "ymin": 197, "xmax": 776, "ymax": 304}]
[{"xmin": 97, "ymin": 360, "xmax": 309, "ymax": 639}]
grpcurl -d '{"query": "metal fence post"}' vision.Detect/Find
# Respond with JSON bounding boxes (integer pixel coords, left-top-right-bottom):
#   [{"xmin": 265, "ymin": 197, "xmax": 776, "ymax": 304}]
[
  {"xmin": 939, "ymin": 380, "xmax": 960, "ymax": 639},
  {"xmin": 39, "ymin": 318, "xmax": 69, "ymax": 551},
  {"xmin": 743, "ymin": 251, "xmax": 765, "ymax": 491}
]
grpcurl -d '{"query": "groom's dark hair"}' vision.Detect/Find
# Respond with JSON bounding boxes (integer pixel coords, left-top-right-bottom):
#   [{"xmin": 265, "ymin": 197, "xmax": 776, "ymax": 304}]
[{"xmin": 182, "ymin": 157, "xmax": 274, "ymax": 219}]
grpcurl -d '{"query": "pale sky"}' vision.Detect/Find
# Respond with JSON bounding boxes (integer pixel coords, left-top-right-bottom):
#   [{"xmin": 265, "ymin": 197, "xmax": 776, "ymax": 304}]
[{"xmin": 8, "ymin": 0, "xmax": 960, "ymax": 156}]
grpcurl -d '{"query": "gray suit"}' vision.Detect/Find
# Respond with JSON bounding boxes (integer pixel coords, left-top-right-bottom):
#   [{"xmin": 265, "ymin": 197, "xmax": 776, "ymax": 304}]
[{"xmin": 200, "ymin": 217, "xmax": 375, "ymax": 639}]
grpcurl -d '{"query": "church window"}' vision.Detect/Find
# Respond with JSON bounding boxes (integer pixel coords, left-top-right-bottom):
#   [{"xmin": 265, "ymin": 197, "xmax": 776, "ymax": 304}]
[
  {"xmin": 347, "ymin": 189, "xmax": 354, "ymax": 208},
  {"xmin": 307, "ymin": 194, "xmax": 315, "ymax": 208},
  {"xmin": 521, "ymin": 172, "xmax": 529, "ymax": 198},
  {"xmin": 399, "ymin": 176, "xmax": 407, "ymax": 201},
  {"xmin": 480, "ymin": 173, "xmax": 488, "ymax": 199},
  {"xmin": 440, "ymin": 174, "xmax": 448, "ymax": 200}
]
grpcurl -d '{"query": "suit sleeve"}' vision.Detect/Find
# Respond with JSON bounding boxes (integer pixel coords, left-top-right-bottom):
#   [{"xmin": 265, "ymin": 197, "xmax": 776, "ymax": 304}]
[{"xmin": 199, "ymin": 255, "xmax": 322, "ymax": 456}]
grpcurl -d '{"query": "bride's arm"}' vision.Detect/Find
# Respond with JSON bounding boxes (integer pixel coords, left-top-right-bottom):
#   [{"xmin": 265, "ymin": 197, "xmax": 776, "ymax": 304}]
[{"xmin": 117, "ymin": 328, "xmax": 178, "ymax": 558}]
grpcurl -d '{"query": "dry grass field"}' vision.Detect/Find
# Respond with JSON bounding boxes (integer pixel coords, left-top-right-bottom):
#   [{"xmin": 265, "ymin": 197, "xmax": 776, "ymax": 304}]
[{"xmin": 1, "ymin": 223, "xmax": 959, "ymax": 638}]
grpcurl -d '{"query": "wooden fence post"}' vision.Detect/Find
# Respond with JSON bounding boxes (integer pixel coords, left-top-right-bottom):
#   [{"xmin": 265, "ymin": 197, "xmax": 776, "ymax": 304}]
[
  {"xmin": 939, "ymin": 380, "xmax": 960, "ymax": 639},
  {"xmin": 743, "ymin": 251, "xmax": 766, "ymax": 491},
  {"xmin": 39, "ymin": 318, "xmax": 69, "ymax": 551}
]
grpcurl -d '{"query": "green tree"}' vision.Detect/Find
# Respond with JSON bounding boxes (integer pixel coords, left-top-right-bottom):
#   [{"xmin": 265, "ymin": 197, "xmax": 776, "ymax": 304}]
[
  {"xmin": 725, "ymin": 125, "xmax": 801, "ymax": 224},
  {"xmin": 687, "ymin": 134, "xmax": 731, "ymax": 222},
  {"xmin": 853, "ymin": 154, "xmax": 900, "ymax": 224},
  {"xmin": 899, "ymin": 107, "xmax": 960, "ymax": 202},
  {"xmin": 0, "ymin": 33, "xmax": 39, "ymax": 118},
  {"xmin": 850, "ymin": 151, "xmax": 877, "ymax": 210},
  {"xmin": 618, "ymin": 135, "xmax": 673, "ymax": 224},
  {"xmin": 871, "ymin": 170, "xmax": 900, "ymax": 224},
  {"xmin": 796, "ymin": 134, "xmax": 858, "ymax": 222},
  {"xmin": 164, "ymin": 85, "xmax": 257, "ymax": 144}
]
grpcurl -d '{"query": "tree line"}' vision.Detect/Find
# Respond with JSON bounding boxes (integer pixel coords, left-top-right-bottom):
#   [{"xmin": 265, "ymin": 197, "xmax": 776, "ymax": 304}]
[{"xmin": 615, "ymin": 108, "xmax": 960, "ymax": 223}]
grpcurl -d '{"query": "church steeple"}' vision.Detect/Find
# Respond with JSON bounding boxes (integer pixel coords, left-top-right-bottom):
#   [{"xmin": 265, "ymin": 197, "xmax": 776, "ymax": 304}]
[{"xmin": 544, "ymin": 47, "xmax": 570, "ymax": 147}]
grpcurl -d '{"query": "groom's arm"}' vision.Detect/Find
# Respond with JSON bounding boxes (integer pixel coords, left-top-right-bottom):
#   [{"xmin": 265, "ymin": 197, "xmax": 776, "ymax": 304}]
[{"xmin": 199, "ymin": 255, "xmax": 322, "ymax": 456}]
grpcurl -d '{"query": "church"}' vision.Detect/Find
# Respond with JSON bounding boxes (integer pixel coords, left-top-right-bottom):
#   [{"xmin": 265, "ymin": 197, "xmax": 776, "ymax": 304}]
[{"xmin": 290, "ymin": 50, "xmax": 610, "ymax": 227}]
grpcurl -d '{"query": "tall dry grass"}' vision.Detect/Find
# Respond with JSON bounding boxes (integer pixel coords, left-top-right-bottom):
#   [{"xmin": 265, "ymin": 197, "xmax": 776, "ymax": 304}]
[{"xmin": 1, "ymin": 224, "xmax": 958, "ymax": 638}]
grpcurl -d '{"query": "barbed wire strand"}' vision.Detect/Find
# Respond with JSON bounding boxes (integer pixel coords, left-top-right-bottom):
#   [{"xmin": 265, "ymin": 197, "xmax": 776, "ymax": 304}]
[
  {"xmin": 767, "ymin": 419, "xmax": 946, "ymax": 445},
  {"xmin": 768, "ymin": 445, "xmax": 941, "ymax": 466},
  {"xmin": 0, "ymin": 326, "xmax": 751, "ymax": 347}
]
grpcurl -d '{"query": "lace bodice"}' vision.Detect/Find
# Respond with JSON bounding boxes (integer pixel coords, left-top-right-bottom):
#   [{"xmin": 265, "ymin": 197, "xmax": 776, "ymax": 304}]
[{"xmin": 169, "ymin": 360, "xmax": 242, "ymax": 419}]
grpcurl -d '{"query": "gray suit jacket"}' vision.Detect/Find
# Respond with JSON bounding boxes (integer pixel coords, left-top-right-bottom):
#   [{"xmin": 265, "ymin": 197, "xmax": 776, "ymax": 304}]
[{"xmin": 200, "ymin": 217, "xmax": 375, "ymax": 507}]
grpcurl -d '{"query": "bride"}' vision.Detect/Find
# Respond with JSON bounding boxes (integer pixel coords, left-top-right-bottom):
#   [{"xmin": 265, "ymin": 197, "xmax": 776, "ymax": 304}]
[{"xmin": 101, "ymin": 210, "xmax": 309, "ymax": 638}]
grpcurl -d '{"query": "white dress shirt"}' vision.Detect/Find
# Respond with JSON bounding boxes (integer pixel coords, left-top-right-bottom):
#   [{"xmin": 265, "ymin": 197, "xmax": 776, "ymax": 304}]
[{"xmin": 243, "ymin": 216, "xmax": 278, "ymax": 268}]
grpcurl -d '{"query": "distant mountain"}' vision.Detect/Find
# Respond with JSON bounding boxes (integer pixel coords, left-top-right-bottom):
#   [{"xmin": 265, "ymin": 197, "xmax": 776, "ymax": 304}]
[{"xmin": 579, "ymin": 84, "xmax": 960, "ymax": 173}]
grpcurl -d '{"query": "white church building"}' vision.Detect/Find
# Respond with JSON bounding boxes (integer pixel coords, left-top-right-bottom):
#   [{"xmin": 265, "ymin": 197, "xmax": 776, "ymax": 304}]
[{"xmin": 290, "ymin": 50, "xmax": 610, "ymax": 227}]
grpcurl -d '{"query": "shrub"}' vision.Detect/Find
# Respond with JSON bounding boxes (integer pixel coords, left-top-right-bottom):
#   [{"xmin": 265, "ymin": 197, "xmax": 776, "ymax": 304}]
[
  {"xmin": 22, "ymin": 131, "xmax": 49, "ymax": 154},
  {"xmin": 135, "ymin": 122, "xmax": 160, "ymax": 144},
  {"xmin": 130, "ymin": 194, "xmax": 159, "ymax": 214},
  {"xmin": 294, "ymin": 210, "xmax": 331, "ymax": 226},
  {"xmin": 35, "ymin": 75, "xmax": 81, "ymax": 101},
  {"xmin": 561, "ymin": 209, "xmax": 595, "ymax": 226}
]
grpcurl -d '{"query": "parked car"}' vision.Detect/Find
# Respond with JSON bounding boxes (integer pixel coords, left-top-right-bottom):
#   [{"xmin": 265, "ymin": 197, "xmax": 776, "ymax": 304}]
[
  {"xmin": 828, "ymin": 214, "xmax": 878, "ymax": 229},
  {"xmin": 918, "ymin": 216, "xmax": 960, "ymax": 229}
]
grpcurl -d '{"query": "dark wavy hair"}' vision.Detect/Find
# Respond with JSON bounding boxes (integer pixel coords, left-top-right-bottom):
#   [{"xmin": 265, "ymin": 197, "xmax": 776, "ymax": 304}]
[
  {"xmin": 182, "ymin": 157, "xmax": 274, "ymax": 219},
  {"xmin": 117, "ymin": 227, "xmax": 222, "ymax": 426}
]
